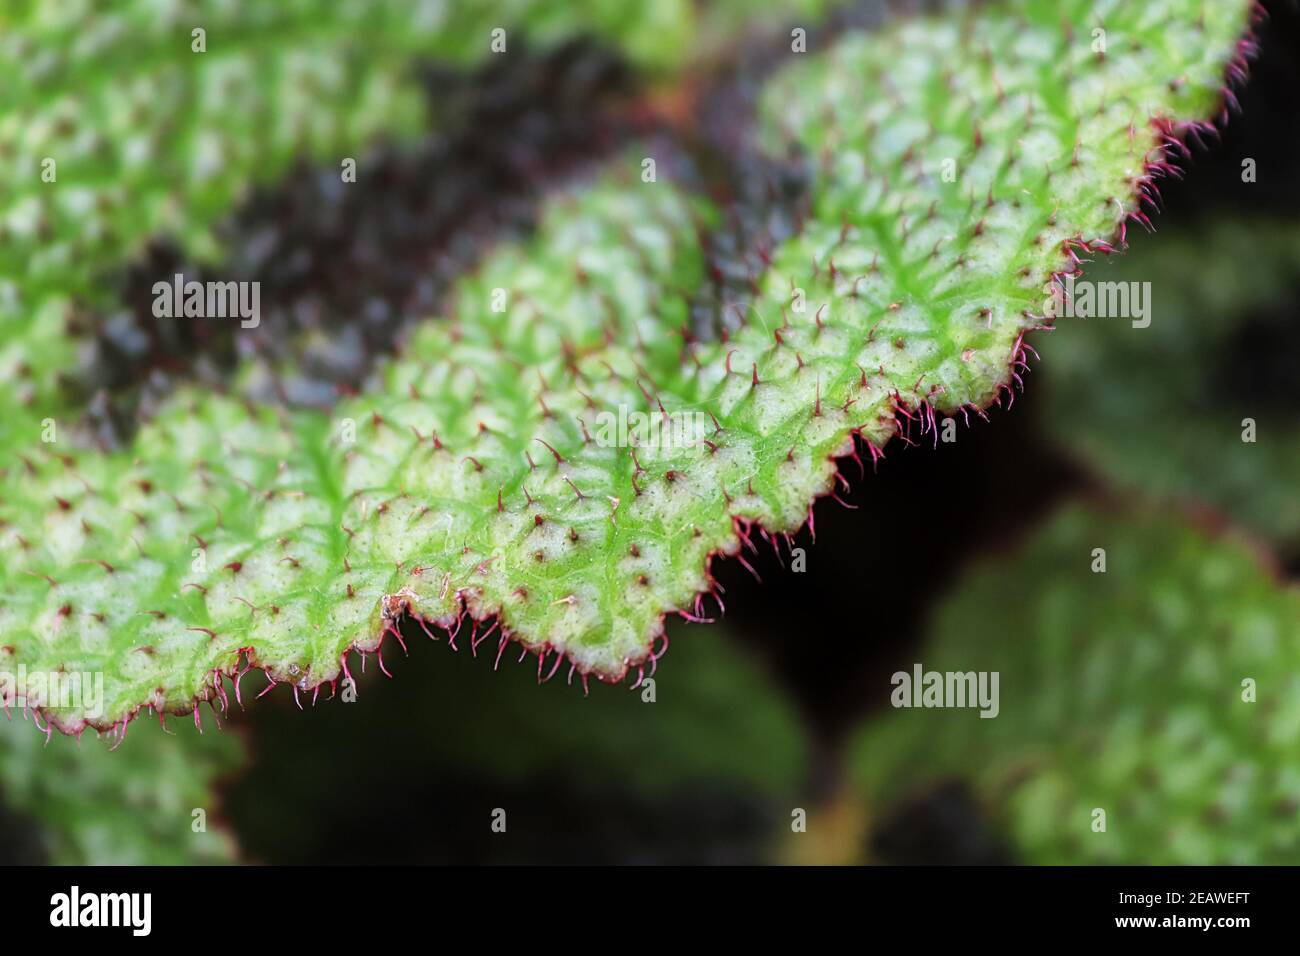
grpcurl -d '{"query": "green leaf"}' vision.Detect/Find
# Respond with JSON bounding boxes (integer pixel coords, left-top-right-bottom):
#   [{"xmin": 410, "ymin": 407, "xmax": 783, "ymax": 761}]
[
  {"xmin": 0, "ymin": 0, "xmax": 819, "ymax": 458},
  {"xmin": 1, "ymin": 167, "xmax": 717, "ymax": 731},
  {"xmin": 849, "ymin": 503, "xmax": 1300, "ymax": 865},
  {"xmin": 1, "ymin": 0, "xmax": 430, "ymax": 456},
  {"xmin": 0, "ymin": 0, "xmax": 1255, "ymax": 733},
  {"xmin": 0, "ymin": 717, "xmax": 241, "ymax": 864}
]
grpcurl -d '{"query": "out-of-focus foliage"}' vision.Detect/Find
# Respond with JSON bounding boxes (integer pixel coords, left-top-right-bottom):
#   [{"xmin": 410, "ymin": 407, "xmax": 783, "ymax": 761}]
[
  {"xmin": 851, "ymin": 503, "xmax": 1300, "ymax": 864},
  {"xmin": 1043, "ymin": 222, "xmax": 1300, "ymax": 546},
  {"xmin": 226, "ymin": 624, "xmax": 807, "ymax": 863},
  {"xmin": 2, "ymin": 0, "xmax": 427, "ymax": 455},
  {"xmin": 0, "ymin": 717, "xmax": 241, "ymax": 864}
]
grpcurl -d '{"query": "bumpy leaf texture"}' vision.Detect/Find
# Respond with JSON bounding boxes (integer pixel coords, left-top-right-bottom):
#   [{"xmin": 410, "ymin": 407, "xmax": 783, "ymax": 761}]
[
  {"xmin": 0, "ymin": 0, "xmax": 820, "ymax": 457},
  {"xmin": 0, "ymin": 0, "xmax": 1255, "ymax": 733},
  {"xmin": 850, "ymin": 503, "xmax": 1300, "ymax": 865}
]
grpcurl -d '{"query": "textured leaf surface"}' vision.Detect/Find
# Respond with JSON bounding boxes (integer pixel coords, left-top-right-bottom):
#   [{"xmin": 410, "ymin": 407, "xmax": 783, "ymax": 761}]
[
  {"xmin": 0, "ymin": 0, "xmax": 1254, "ymax": 733},
  {"xmin": 0, "ymin": 718, "xmax": 241, "ymax": 864},
  {"xmin": 1, "ymin": 0, "xmax": 429, "ymax": 456},
  {"xmin": 1042, "ymin": 221, "xmax": 1300, "ymax": 544},
  {"xmin": 0, "ymin": 0, "xmax": 815, "ymax": 458},
  {"xmin": 850, "ymin": 503, "xmax": 1300, "ymax": 865},
  {"xmin": 1, "ymin": 169, "xmax": 714, "ymax": 731}
]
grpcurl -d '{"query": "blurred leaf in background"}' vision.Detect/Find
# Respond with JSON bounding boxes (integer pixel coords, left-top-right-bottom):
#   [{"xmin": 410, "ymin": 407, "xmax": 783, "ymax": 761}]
[
  {"xmin": 222, "ymin": 623, "xmax": 809, "ymax": 864},
  {"xmin": 850, "ymin": 503, "xmax": 1300, "ymax": 865},
  {"xmin": 1042, "ymin": 223, "xmax": 1300, "ymax": 555},
  {"xmin": 0, "ymin": 717, "xmax": 241, "ymax": 865}
]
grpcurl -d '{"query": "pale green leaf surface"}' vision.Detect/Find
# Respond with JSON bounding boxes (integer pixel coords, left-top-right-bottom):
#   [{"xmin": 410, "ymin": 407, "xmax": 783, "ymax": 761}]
[{"xmin": 0, "ymin": 0, "xmax": 1254, "ymax": 732}]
